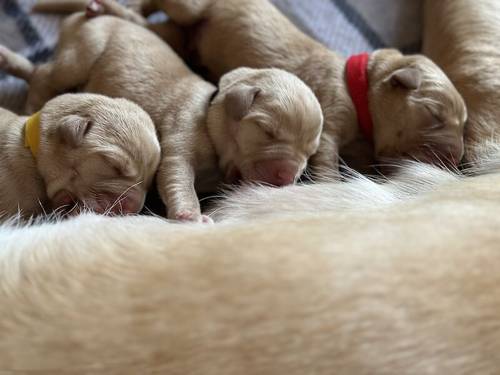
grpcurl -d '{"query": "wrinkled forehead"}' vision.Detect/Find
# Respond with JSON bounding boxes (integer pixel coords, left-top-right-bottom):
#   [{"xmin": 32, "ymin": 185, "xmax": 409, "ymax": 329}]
[
  {"xmin": 258, "ymin": 92, "xmax": 322, "ymax": 135},
  {"xmin": 88, "ymin": 119, "xmax": 159, "ymax": 170}
]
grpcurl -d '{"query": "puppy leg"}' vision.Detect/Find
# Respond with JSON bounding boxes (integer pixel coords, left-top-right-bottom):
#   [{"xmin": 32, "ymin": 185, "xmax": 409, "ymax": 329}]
[
  {"xmin": 0, "ymin": 45, "xmax": 35, "ymax": 82},
  {"xmin": 156, "ymin": 155, "xmax": 211, "ymax": 223},
  {"xmin": 26, "ymin": 39, "xmax": 101, "ymax": 113},
  {"xmin": 32, "ymin": 0, "xmax": 89, "ymax": 13},
  {"xmin": 86, "ymin": 0, "xmax": 148, "ymax": 26},
  {"xmin": 84, "ymin": 0, "xmax": 188, "ymax": 55},
  {"xmin": 156, "ymin": 0, "xmax": 213, "ymax": 25}
]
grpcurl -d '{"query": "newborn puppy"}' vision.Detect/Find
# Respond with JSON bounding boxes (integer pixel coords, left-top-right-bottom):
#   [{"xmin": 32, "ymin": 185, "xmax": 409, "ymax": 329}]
[
  {"xmin": 0, "ymin": 90, "xmax": 160, "ymax": 220},
  {"xmin": 21, "ymin": 13, "xmax": 323, "ymax": 222},
  {"xmin": 66, "ymin": 0, "xmax": 468, "ymax": 171},
  {"xmin": 423, "ymin": 0, "xmax": 500, "ymax": 163}
]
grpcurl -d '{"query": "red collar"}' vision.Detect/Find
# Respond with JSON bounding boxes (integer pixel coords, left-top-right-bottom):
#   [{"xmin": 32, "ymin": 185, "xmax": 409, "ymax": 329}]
[{"xmin": 346, "ymin": 53, "xmax": 373, "ymax": 142}]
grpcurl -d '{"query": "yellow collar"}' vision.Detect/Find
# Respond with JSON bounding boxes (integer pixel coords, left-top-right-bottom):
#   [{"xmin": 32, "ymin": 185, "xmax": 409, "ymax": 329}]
[{"xmin": 24, "ymin": 111, "xmax": 41, "ymax": 158}]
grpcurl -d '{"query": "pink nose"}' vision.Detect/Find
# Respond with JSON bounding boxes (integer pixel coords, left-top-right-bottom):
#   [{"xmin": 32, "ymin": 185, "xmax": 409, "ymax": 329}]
[{"xmin": 254, "ymin": 159, "xmax": 299, "ymax": 186}]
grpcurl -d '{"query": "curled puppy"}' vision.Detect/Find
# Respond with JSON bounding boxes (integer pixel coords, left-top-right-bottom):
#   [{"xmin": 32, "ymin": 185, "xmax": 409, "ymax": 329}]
[
  {"xmin": 66, "ymin": 0, "xmax": 468, "ymax": 172},
  {"xmin": 423, "ymin": 0, "xmax": 500, "ymax": 163},
  {"xmin": 0, "ymin": 91, "xmax": 160, "ymax": 220},
  {"xmin": 19, "ymin": 13, "xmax": 323, "ymax": 222}
]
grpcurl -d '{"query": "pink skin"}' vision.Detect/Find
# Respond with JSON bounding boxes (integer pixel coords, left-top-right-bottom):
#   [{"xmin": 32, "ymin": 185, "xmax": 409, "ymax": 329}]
[
  {"xmin": 86, "ymin": 0, "xmax": 104, "ymax": 18},
  {"xmin": 250, "ymin": 159, "xmax": 300, "ymax": 186},
  {"xmin": 51, "ymin": 189, "xmax": 145, "ymax": 216},
  {"xmin": 175, "ymin": 210, "xmax": 214, "ymax": 224}
]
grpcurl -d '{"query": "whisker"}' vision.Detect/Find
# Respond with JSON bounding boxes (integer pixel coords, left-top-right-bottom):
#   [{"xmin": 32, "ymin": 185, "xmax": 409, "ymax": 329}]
[{"xmin": 104, "ymin": 181, "xmax": 143, "ymax": 215}]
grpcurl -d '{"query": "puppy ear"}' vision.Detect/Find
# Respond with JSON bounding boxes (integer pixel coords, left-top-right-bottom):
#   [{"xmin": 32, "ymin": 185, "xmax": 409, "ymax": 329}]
[
  {"xmin": 388, "ymin": 68, "xmax": 422, "ymax": 90},
  {"xmin": 224, "ymin": 85, "xmax": 261, "ymax": 121},
  {"xmin": 58, "ymin": 115, "xmax": 92, "ymax": 147}
]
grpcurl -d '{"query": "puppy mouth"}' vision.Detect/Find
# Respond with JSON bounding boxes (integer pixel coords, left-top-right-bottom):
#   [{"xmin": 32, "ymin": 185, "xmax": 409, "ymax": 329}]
[
  {"xmin": 51, "ymin": 190, "xmax": 144, "ymax": 216},
  {"xmin": 403, "ymin": 146, "xmax": 463, "ymax": 168},
  {"xmin": 51, "ymin": 190, "xmax": 78, "ymax": 214},
  {"xmin": 242, "ymin": 159, "xmax": 301, "ymax": 187},
  {"xmin": 224, "ymin": 165, "xmax": 243, "ymax": 184}
]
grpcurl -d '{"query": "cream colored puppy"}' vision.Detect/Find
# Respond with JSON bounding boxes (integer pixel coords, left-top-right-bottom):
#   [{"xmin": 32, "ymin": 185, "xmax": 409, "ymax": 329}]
[
  {"xmin": 22, "ymin": 13, "xmax": 323, "ymax": 222},
  {"xmin": 423, "ymin": 0, "xmax": 500, "ymax": 162},
  {"xmin": 51, "ymin": 0, "xmax": 468, "ymax": 171},
  {"xmin": 1, "ymin": 164, "xmax": 500, "ymax": 373},
  {"xmin": 0, "ymin": 91, "xmax": 160, "ymax": 220}
]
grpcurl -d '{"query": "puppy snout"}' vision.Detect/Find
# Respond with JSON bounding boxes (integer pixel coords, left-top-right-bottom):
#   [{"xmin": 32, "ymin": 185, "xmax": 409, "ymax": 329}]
[
  {"xmin": 450, "ymin": 140, "xmax": 465, "ymax": 166},
  {"xmin": 432, "ymin": 140, "xmax": 464, "ymax": 167},
  {"xmin": 88, "ymin": 189, "xmax": 146, "ymax": 215},
  {"xmin": 254, "ymin": 159, "xmax": 299, "ymax": 186}
]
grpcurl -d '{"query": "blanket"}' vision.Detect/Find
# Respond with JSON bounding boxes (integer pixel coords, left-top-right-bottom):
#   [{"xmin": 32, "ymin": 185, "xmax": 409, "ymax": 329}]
[{"xmin": 0, "ymin": 0, "xmax": 422, "ymax": 113}]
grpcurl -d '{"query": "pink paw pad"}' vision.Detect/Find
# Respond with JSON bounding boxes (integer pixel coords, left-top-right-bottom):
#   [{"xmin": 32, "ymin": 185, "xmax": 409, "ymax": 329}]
[
  {"xmin": 86, "ymin": 0, "xmax": 104, "ymax": 18},
  {"xmin": 174, "ymin": 211, "xmax": 214, "ymax": 224},
  {"xmin": 201, "ymin": 215, "xmax": 214, "ymax": 224}
]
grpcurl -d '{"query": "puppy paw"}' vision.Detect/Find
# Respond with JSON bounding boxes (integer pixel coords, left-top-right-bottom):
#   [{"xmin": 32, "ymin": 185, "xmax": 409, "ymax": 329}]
[
  {"xmin": 201, "ymin": 215, "xmax": 214, "ymax": 224},
  {"xmin": 86, "ymin": 0, "xmax": 104, "ymax": 18},
  {"xmin": 174, "ymin": 210, "xmax": 213, "ymax": 224}
]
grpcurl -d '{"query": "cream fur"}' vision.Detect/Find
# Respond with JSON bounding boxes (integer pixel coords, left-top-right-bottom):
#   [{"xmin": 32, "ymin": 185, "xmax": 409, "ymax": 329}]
[
  {"xmin": 58, "ymin": 0, "xmax": 469, "ymax": 172},
  {"xmin": 22, "ymin": 12, "xmax": 323, "ymax": 221},
  {"xmin": 0, "ymin": 92, "xmax": 160, "ymax": 220},
  {"xmin": 423, "ymin": 0, "xmax": 500, "ymax": 163},
  {"xmin": 1, "ymin": 160, "xmax": 500, "ymax": 372}
]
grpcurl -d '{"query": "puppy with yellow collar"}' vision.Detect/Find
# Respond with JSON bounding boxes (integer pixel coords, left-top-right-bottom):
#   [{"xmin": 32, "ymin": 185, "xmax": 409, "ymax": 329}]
[
  {"xmin": 0, "ymin": 92, "xmax": 160, "ymax": 220},
  {"xmin": 10, "ymin": 12, "xmax": 323, "ymax": 223}
]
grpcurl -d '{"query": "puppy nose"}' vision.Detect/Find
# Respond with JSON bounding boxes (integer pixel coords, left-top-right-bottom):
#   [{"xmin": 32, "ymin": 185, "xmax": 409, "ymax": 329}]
[
  {"xmin": 275, "ymin": 169, "xmax": 296, "ymax": 186},
  {"xmin": 254, "ymin": 159, "xmax": 299, "ymax": 187}
]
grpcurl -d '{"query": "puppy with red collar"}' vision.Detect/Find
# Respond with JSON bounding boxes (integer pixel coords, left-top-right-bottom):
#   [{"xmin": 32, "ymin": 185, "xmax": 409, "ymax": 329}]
[{"xmin": 46, "ymin": 0, "xmax": 468, "ymax": 173}]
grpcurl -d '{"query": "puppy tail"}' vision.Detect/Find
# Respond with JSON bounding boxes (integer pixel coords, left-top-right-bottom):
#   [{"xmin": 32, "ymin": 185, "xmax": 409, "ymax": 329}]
[
  {"xmin": 32, "ymin": 0, "xmax": 88, "ymax": 14},
  {"xmin": 0, "ymin": 45, "xmax": 35, "ymax": 82}
]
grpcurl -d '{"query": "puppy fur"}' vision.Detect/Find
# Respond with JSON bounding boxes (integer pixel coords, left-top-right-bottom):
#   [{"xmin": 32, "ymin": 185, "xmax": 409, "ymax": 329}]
[
  {"xmin": 0, "ymin": 91, "xmax": 160, "ymax": 220},
  {"xmin": 423, "ymin": 0, "xmax": 500, "ymax": 163},
  {"xmin": 57, "ymin": 0, "xmax": 469, "ymax": 172},
  {"xmin": 1, "ymin": 157, "xmax": 500, "ymax": 373},
  {"xmin": 21, "ymin": 13, "xmax": 323, "ymax": 222}
]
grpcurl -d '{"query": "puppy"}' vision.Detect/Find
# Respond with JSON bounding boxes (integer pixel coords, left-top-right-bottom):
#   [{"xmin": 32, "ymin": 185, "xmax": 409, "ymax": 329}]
[
  {"xmin": 63, "ymin": 0, "xmax": 468, "ymax": 172},
  {"xmin": 20, "ymin": 13, "xmax": 323, "ymax": 222},
  {"xmin": 423, "ymin": 0, "xmax": 500, "ymax": 163},
  {"xmin": 0, "ymin": 91, "xmax": 160, "ymax": 220}
]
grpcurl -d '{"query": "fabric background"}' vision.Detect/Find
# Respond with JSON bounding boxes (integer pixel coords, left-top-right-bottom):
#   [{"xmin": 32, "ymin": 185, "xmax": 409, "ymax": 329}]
[{"xmin": 0, "ymin": 0, "xmax": 423, "ymax": 113}]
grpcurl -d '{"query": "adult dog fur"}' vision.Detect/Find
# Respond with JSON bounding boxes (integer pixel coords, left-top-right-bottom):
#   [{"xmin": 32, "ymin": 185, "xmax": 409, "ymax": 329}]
[
  {"xmin": 20, "ymin": 13, "xmax": 323, "ymax": 221},
  {"xmin": 49, "ymin": 0, "xmax": 469, "ymax": 172},
  {"xmin": 1, "ymin": 159, "xmax": 500, "ymax": 373},
  {"xmin": 423, "ymin": 0, "xmax": 500, "ymax": 162}
]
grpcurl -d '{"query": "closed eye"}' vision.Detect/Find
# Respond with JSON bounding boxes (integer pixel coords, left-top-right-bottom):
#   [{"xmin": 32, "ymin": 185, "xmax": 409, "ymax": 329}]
[
  {"xmin": 256, "ymin": 121, "xmax": 276, "ymax": 139},
  {"xmin": 112, "ymin": 165, "xmax": 125, "ymax": 177},
  {"xmin": 426, "ymin": 107, "xmax": 445, "ymax": 130}
]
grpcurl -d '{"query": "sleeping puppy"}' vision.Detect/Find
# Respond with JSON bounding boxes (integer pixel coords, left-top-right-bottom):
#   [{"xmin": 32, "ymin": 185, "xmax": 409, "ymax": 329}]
[
  {"xmin": 19, "ymin": 13, "xmax": 323, "ymax": 222},
  {"xmin": 62, "ymin": 0, "xmax": 468, "ymax": 172},
  {"xmin": 423, "ymin": 0, "xmax": 500, "ymax": 163},
  {"xmin": 0, "ymin": 91, "xmax": 160, "ymax": 220}
]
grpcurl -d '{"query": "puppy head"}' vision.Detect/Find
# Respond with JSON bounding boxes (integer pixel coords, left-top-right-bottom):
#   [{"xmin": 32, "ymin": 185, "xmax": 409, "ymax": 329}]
[
  {"xmin": 368, "ymin": 49, "xmax": 466, "ymax": 167},
  {"xmin": 36, "ymin": 93, "xmax": 161, "ymax": 215},
  {"xmin": 208, "ymin": 67, "xmax": 323, "ymax": 186}
]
